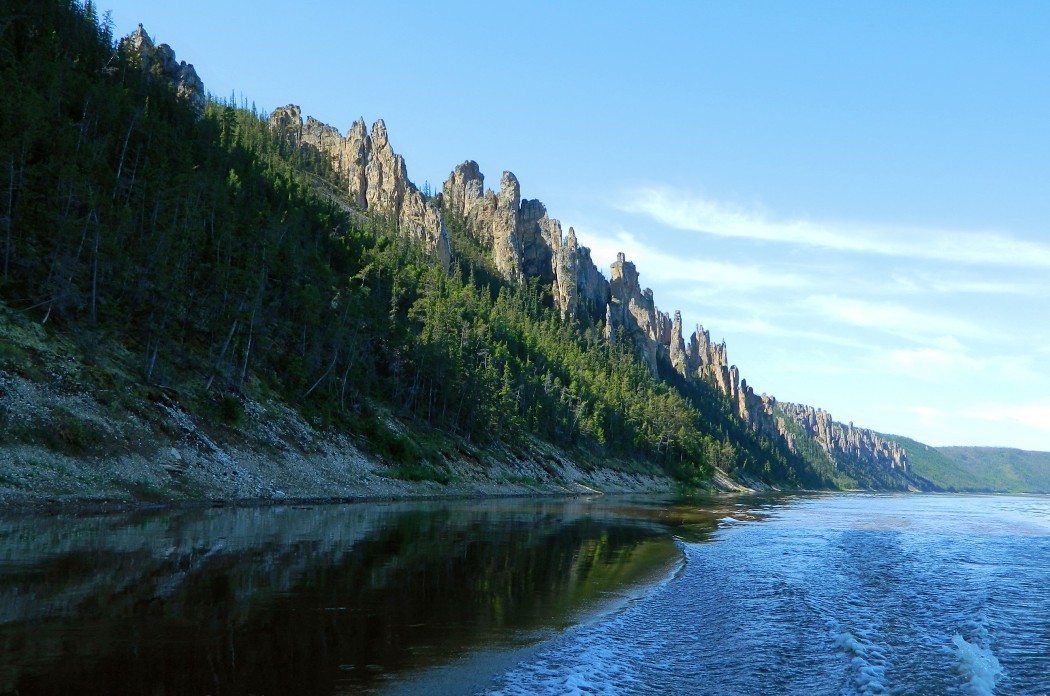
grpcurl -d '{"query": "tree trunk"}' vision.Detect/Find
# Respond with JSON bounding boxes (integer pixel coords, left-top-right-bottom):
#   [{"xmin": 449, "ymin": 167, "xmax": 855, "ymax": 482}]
[{"xmin": 3, "ymin": 159, "xmax": 13, "ymax": 281}]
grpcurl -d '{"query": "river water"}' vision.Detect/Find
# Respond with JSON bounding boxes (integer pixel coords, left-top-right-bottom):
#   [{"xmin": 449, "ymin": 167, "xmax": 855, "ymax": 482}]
[
  {"xmin": 489, "ymin": 494, "xmax": 1050, "ymax": 696},
  {"xmin": 1, "ymin": 494, "xmax": 1048, "ymax": 695}
]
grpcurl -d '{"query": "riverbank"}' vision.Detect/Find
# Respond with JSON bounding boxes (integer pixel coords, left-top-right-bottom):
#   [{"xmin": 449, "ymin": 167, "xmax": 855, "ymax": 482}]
[{"xmin": 0, "ymin": 366, "xmax": 700, "ymax": 510}]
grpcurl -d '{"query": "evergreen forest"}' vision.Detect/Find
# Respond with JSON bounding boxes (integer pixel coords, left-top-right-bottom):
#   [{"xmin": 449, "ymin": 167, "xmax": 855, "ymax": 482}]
[{"xmin": 0, "ymin": 0, "xmax": 863, "ymax": 491}]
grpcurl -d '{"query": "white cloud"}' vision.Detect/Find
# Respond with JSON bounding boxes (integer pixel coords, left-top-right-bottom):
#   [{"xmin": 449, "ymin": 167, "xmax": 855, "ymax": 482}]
[
  {"xmin": 874, "ymin": 347, "xmax": 983, "ymax": 380},
  {"xmin": 959, "ymin": 404, "xmax": 1050, "ymax": 435},
  {"xmin": 889, "ymin": 272, "xmax": 1042, "ymax": 296},
  {"xmin": 695, "ymin": 314, "xmax": 873, "ymax": 350},
  {"xmin": 898, "ymin": 405, "xmax": 948, "ymax": 426},
  {"xmin": 619, "ymin": 187, "xmax": 1050, "ymax": 269},
  {"xmin": 806, "ymin": 295, "xmax": 976, "ymax": 339},
  {"xmin": 867, "ymin": 342, "xmax": 1041, "ymax": 386},
  {"xmin": 575, "ymin": 227, "xmax": 812, "ymax": 291}
]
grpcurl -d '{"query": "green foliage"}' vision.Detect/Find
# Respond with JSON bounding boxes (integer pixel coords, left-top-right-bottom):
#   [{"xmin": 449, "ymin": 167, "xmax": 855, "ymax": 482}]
[
  {"xmin": 888, "ymin": 435, "xmax": 976, "ymax": 491},
  {"xmin": 934, "ymin": 445, "xmax": 1050, "ymax": 493},
  {"xmin": 124, "ymin": 478, "xmax": 171, "ymax": 502},
  {"xmin": 217, "ymin": 394, "xmax": 244, "ymax": 426},
  {"xmin": 0, "ymin": 0, "xmax": 835, "ymax": 489},
  {"xmin": 2, "ymin": 406, "xmax": 105, "ymax": 456}
]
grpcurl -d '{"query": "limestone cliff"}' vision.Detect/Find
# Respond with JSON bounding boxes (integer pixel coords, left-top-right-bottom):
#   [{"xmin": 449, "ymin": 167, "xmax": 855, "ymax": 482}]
[
  {"xmin": 120, "ymin": 25, "xmax": 205, "ymax": 116},
  {"xmin": 678, "ymin": 322, "xmax": 908, "ymax": 472},
  {"xmin": 604, "ymin": 253, "xmax": 671, "ymax": 376},
  {"xmin": 776, "ymin": 402, "xmax": 908, "ymax": 470},
  {"xmin": 267, "ymin": 103, "xmax": 906, "ymax": 480},
  {"xmin": 268, "ymin": 105, "xmax": 451, "ymax": 270},
  {"xmin": 441, "ymin": 161, "xmax": 609, "ymax": 321}
]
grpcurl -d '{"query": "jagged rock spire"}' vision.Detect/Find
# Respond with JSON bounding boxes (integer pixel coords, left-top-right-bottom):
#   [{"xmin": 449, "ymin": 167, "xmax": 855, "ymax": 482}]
[
  {"xmin": 268, "ymin": 106, "xmax": 907, "ymax": 475},
  {"xmin": 120, "ymin": 25, "xmax": 205, "ymax": 116},
  {"xmin": 441, "ymin": 161, "xmax": 609, "ymax": 320},
  {"xmin": 268, "ymin": 106, "xmax": 451, "ymax": 270}
]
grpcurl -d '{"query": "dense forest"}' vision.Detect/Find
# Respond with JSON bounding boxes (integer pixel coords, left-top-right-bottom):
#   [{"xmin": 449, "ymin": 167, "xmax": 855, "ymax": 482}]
[{"xmin": 0, "ymin": 0, "xmax": 855, "ymax": 490}]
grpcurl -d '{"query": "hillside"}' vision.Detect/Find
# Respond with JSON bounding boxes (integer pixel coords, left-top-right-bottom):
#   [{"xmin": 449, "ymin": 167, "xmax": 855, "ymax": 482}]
[
  {"xmin": 885, "ymin": 437, "xmax": 1050, "ymax": 493},
  {"xmin": 936, "ymin": 447, "xmax": 1050, "ymax": 494},
  {"xmin": 0, "ymin": 1, "xmax": 937, "ymax": 503}
]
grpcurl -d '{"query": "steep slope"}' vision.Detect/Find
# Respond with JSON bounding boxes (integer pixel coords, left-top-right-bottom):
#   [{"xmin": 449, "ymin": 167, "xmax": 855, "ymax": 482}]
[
  {"xmin": 0, "ymin": 2, "xmax": 936, "ymax": 500},
  {"xmin": 0, "ymin": 4, "xmax": 707, "ymax": 501},
  {"xmin": 936, "ymin": 447, "xmax": 1050, "ymax": 493},
  {"xmin": 275, "ymin": 102, "xmax": 919, "ymax": 490}
]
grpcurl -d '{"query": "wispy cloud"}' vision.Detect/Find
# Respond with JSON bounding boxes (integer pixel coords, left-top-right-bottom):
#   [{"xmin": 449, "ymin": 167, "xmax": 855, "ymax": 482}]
[
  {"xmin": 575, "ymin": 227, "xmax": 812, "ymax": 291},
  {"xmin": 874, "ymin": 347, "xmax": 983, "ymax": 380},
  {"xmin": 619, "ymin": 187, "xmax": 1050, "ymax": 269},
  {"xmin": 888, "ymin": 273, "xmax": 1043, "ymax": 296},
  {"xmin": 806, "ymin": 295, "xmax": 977, "ymax": 340},
  {"xmin": 694, "ymin": 314, "xmax": 873, "ymax": 350},
  {"xmin": 960, "ymin": 404, "xmax": 1050, "ymax": 435},
  {"xmin": 897, "ymin": 405, "xmax": 948, "ymax": 427},
  {"xmin": 867, "ymin": 341, "xmax": 1041, "ymax": 386}
]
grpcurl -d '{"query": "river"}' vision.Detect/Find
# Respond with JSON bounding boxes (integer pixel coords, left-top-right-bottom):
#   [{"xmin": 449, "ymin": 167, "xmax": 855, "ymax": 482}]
[{"xmin": 1, "ymin": 494, "xmax": 1048, "ymax": 694}]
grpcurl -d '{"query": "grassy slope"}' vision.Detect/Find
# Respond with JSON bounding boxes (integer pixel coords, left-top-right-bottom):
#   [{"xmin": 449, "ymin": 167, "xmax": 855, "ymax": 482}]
[
  {"xmin": 936, "ymin": 446, "xmax": 1050, "ymax": 494},
  {"xmin": 888, "ymin": 435, "xmax": 984, "ymax": 491},
  {"xmin": 888, "ymin": 434, "xmax": 1050, "ymax": 493}
]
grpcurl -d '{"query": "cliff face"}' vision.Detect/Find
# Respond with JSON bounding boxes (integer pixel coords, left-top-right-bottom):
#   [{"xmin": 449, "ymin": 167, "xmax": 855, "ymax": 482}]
[
  {"xmin": 680, "ymin": 323, "xmax": 909, "ymax": 472},
  {"xmin": 268, "ymin": 105, "xmax": 451, "ymax": 270},
  {"xmin": 261, "ymin": 94, "xmax": 910, "ymax": 481},
  {"xmin": 777, "ymin": 402, "xmax": 908, "ymax": 470},
  {"xmin": 441, "ymin": 161, "xmax": 610, "ymax": 321},
  {"xmin": 120, "ymin": 25, "xmax": 205, "ymax": 116},
  {"xmin": 604, "ymin": 253, "xmax": 671, "ymax": 376}
]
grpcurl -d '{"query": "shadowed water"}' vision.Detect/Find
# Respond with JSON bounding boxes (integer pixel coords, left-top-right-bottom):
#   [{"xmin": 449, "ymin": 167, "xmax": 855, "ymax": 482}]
[
  {"xmin": 4, "ymin": 494, "xmax": 1047, "ymax": 695},
  {"xmin": 0, "ymin": 496, "xmax": 741, "ymax": 695}
]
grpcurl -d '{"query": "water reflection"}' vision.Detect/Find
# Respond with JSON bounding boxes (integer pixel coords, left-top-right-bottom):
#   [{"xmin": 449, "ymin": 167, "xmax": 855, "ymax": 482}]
[{"xmin": 0, "ymin": 495, "xmax": 779, "ymax": 694}]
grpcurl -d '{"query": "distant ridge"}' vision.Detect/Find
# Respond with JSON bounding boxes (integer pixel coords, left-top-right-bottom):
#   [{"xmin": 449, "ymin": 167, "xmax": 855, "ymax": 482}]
[{"xmin": 936, "ymin": 446, "xmax": 1050, "ymax": 493}]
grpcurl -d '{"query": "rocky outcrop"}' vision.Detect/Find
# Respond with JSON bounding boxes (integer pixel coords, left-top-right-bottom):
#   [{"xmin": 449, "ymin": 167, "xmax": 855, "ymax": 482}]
[
  {"xmin": 121, "ymin": 25, "xmax": 205, "ymax": 116},
  {"xmin": 675, "ymin": 321, "xmax": 908, "ymax": 471},
  {"xmin": 268, "ymin": 105, "xmax": 451, "ymax": 270},
  {"xmin": 686, "ymin": 324, "xmax": 738, "ymax": 399},
  {"xmin": 592, "ymin": 265, "xmax": 908, "ymax": 472},
  {"xmin": 441, "ymin": 164, "xmax": 523, "ymax": 281},
  {"xmin": 776, "ymin": 402, "xmax": 908, "ymax": 470},
  {"xmin": 605, "ymin": 253, "xmax": 671, "ymax": 376},
  {"xmin": 271, "ymin": 105, "xmax": 907, "ymax": 479},
  {"xmin": 441, "ymin": 161, "xmax": 609, "ymax": 320}
]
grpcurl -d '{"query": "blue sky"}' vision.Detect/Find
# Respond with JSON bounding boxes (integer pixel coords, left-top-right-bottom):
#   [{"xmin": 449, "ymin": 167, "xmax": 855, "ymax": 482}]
[{"xmin": 98, "ymin": 1, "xmax": 1050, "ymax": 450}]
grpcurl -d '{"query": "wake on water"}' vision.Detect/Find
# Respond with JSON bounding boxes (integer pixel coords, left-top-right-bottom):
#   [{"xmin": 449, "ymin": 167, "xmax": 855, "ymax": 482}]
[
  {"xmin": 485, "ymin": 496, "xmax": 1049, "ymax": 696},
  {"xmin": 952, "ymin": 633, "xmax": 1003, "ymax": 696}
]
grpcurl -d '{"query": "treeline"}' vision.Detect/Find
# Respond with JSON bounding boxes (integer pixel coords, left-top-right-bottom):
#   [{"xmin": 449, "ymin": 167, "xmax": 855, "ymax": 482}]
[{"xmin": 0, "ymin": 0, "xmax": 819, "ymax": 487}]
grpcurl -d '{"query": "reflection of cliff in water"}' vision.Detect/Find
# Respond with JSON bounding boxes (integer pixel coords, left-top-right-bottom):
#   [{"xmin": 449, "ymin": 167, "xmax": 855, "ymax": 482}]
[{"xmin": 0, "ymin": 498, "xmax": 708, "ymax": 695}]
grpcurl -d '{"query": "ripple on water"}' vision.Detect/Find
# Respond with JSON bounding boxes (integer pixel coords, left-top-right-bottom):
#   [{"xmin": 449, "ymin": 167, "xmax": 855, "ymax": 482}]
[{"xmin": 486, "ymin": 495, "xmax": 1050, "ymax": 696}]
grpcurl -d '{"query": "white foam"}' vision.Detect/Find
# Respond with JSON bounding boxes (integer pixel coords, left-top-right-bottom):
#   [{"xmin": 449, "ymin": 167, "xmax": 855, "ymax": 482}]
[
  {"xmin": 832, "ymin": 629, "xmax": 889, "ymax": 695},
  {"xmin": 951, "ymin": 633, "xmax": 1002, "ymax": 696}
]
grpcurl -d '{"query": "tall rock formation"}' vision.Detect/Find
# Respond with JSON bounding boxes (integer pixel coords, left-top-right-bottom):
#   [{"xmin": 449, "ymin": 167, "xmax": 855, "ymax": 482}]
[
  {"xmin": 591, "ymin": 253, "xmax": 907, "ymax": 472},
  {"xmin": 268, "ymin": 105, "xmax": 451, "ymax": 270},
  {"xmin": 120, "ymin": 25, "xmax": 205, "ymax": 116},
  {"xmin": 681, "ymin": 323, "xmax": 909, "ymax": 472},
  {"xmin": 271, "ymin": 104, "xmax": 906, "ymax": 480},
  {"xmin": 686, "ymin": 324, "xmax": 738, "ymax": 399},
  {"xmin": 604, "ymin": 253, "xmax": 671, "ymax": 376},
  {"xmin": 441, "ymin": 161, "xmax": 609, "ymax": 321},
  {"xmin": 776, "ymin": 402, "xmax": 908, "ymax": 470},
  {"xmin": 119, "ymin": 24, "xmax": 906, "ymax": 484}
]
